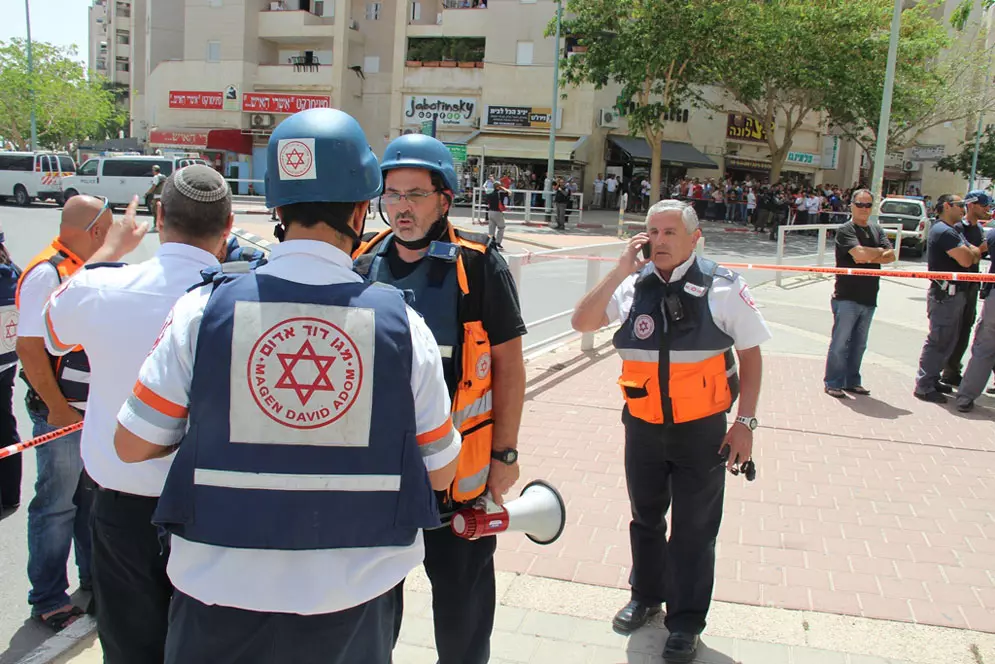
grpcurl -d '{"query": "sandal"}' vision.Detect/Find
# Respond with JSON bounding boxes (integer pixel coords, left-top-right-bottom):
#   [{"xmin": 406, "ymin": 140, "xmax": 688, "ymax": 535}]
[
  {"xmin": 844, "ymin": 386, "xmax": 871, "ymax": 395},
  {"xmin": 825, "ymin": 387, "xmax": 846, "ymax": 398},
  {"xmin": 34, "ymin": 605, "xmax": 84, "ymax": 632}
]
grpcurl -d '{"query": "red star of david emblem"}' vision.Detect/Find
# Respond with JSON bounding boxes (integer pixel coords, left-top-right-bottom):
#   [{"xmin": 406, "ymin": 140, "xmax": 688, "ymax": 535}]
[
  {"xmin": 284, "ymin": 148, "xmax": 306, "ymax": 170},
  {"xmin": 637, "ymin": 319, "xmax": 652, "ymax": 334},
  {"xmin": 4, "ymin": 320, "xmax": 15, "ymax": 341},
  {"xmin": 274, "ymin": 339, "xmax": 336, "ymax": 405}
]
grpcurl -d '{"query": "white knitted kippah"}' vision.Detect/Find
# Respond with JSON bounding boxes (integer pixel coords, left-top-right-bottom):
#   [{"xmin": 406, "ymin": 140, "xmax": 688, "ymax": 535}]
[{"xmin": 170, "ymin": 164, "xmax": 230, "ymax": 203}]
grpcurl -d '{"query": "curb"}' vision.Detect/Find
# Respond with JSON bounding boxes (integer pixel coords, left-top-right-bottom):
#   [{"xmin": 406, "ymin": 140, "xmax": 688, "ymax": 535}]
[{"xmin": 14, "ymin": 616, "xmax": 96, "ymax": 664}]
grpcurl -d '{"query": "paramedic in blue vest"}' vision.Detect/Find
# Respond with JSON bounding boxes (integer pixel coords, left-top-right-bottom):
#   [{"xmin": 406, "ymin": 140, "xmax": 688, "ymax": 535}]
[
  {"xmin": 0, "ymin": 225, "xmax": 21, "ymax": 514},
  {"xmin": 218, "ymin": 234, "xmax": 265, "ymax": 265},
  {"xmin": 571, "ymin": 200, "xmax": 770, "ymax": 664},
  {"xmin": 112, "ymin": 108, "xmax": 460, "ymax": 664},
  {"xmin": 353, "ymin": 134, "xmax": 527, "ymax": 664}
]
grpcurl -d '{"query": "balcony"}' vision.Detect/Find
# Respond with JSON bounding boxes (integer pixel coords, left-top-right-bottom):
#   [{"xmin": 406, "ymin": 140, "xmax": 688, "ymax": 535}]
[
  {"xmin": 408, "ymin": 1, "xmax": 487, "ymax": 37},
  {"xmin": 404, "ymin": 62, "xmax": 483, "ymax": 93},
  {"xmin": 256, "ymin": 64, "xmax": 334, "ymax": 89},
  {"xmin": 259, "ymin": 9, "xmax": 334, "ymax": 44}
]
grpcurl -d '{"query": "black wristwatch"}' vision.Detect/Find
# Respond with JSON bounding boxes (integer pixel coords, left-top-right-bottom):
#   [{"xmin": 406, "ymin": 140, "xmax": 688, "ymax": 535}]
[{"xmin": 491, "ymin": 448, "xmax": 519, "ymax": 465}]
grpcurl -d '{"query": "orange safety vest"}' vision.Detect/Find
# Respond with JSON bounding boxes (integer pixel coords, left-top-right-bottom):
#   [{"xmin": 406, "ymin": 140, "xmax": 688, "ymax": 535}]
[
  {"xmin": 16, "ymin": 239, "xmax": 89, "ymax": 408},
  {"xmin": 613, "ymin": 257, "xmax": 739, "ymax": 425},
  {"xmin": 354, "ymin": 224, "xmax": 494, "ymax": 502}
]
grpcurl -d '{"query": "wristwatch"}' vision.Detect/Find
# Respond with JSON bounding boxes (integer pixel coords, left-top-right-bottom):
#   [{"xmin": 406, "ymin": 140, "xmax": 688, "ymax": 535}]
[
  {"xmin": 735, "ymin": 416, "xmax": 759, "ymax": 431},
  {"xmin": 491, "ymin": 448, "xmax": 519, "ymax": 465}
]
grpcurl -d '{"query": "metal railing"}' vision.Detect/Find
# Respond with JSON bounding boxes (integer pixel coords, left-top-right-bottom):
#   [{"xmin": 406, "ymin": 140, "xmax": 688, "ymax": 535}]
[
  {"xmin": 469, "ymin": 187, "xmax": 585, "ymax": 227},
  {"xmin": 774, "ymin": 223, "xmax": 904, "ymax": 287}
]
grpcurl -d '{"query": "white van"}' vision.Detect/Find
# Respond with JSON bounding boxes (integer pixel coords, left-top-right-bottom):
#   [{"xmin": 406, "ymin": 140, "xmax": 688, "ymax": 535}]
[
  {"xmin": 62, "ymin": 155, "xmax": 208, "ymax": 212},
  {"xmin": 0, "ymin": 152, "xmax": 77, "ymax": 206}
]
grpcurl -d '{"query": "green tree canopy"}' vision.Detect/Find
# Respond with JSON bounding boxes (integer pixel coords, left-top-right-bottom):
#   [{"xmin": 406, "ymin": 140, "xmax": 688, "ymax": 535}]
[
  {"xmin": 0, "ymin": 39, "xmax": 126, "ymax": 151},
  {"xmin": 937, "ymin": 124, "xmax": 995, "ymax": 182},
  {"xmin": 553, "ymin": 0, "xmax": 725, "ymax": 205}
]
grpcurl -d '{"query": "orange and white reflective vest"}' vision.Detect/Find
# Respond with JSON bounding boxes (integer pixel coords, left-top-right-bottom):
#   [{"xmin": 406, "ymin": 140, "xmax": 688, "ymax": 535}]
[
  {"xmin": 613, "ymin": 257, "xmax": 739, "ymax": 425},
  {"xmin": 354, "ymin": 224, "xmax": 494, "ymax": 502},
  {"xmin": 16, "ymin": 239, "xmax": 90, "ymax": 409}
]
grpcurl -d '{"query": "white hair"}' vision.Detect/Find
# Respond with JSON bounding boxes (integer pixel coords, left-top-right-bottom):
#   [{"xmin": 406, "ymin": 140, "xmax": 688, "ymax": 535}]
[{"xmin": 645, "ymin": 199, "xmax": 699, "ymax": 233}]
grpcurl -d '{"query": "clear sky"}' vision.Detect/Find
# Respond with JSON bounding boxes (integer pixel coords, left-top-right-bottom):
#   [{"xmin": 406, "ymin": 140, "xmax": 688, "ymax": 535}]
[{"xmin": 0, "ymin": 0, "xmax": 90, "ymax": 61}]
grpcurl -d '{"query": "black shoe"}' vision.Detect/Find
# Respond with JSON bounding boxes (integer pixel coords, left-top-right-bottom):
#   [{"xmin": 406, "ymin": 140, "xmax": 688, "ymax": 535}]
[
  {"xmin": 914, "ymin": 390, "xmax": 948, "ymax": 403},
  {"xmin": 941, "ymin": 375, "xmax": 962, "ymax": 387},
  {"xmin": 611, "ymin": 600, "xmax": 662, "ymax": 634},
  {"xmin": 935, "ymin": 382, "xmax": 954, "ymax": 394},
  {"xmin": 663, "ymin": 632, "xmax": 700, "ymax": 663},
  {"xmin": 957, "ymin": 399, "xmax": 974, "ymax": 413}
]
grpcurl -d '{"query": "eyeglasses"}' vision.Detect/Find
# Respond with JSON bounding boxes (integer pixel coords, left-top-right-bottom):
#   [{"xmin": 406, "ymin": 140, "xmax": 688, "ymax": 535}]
[
  {"xmin": 85, "ymin": 196, "xmax": 110, "ymax": 231},
  {"xmin": 852, "ymin": 202, "xmax": 873, "ymax": 209},
  {"xmin": 382, "ymin": 190, "xmax": 438, "ymax": 205},
  {"xmin": 952, "ymin": 201, "xmax": 967, "ymax": 208}
]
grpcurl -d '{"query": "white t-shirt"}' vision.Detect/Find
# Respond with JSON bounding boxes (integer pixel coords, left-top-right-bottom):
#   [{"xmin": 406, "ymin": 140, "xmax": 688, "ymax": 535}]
[
  {"xmin": 606, "ymin": 178, "xmax": 618, "ymax": 193},
  {"xmin": 17, "ymin": 260, "xmax": 62, "ymax": 339},
  {"xmin": 606, "ymin": 254, "xmax": 772, "ymax": 351},
  {"xmin": 806, "ymin": 196, "xmax": 822, "ymax": 214},
  {"xmin": 117, "ymin": 240, "xmax": 460, "ymax": 614},
  {"xmin": 594, "ymin": 178, "xmax": 605, "ymax": 193},
  {"xmin": 747, "ymin": 192, "xmax": 757, "ymax": 209},
  {"xmin": 44, "ymin": 243, "xmax": 219, "ymax": 496}
]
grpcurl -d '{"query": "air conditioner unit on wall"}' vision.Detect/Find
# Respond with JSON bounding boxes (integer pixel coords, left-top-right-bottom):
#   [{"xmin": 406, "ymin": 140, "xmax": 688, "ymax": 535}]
[
  {"xmin": 903, "ymin": 160, "xmax": 921, "ymax": 172},
  {"xmin": 251, "ymin": 113, "xmax": 275, "ymax": 129},
  {"xmin": 598, "ymin": 108, "xmax": 620, "ymax": 129}
]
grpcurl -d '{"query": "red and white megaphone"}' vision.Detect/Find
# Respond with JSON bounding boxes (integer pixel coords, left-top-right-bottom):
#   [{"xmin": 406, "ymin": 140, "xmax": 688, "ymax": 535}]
[{"xmin": 451, "ymin": 480, "xmax": 566, "ymax": 545}]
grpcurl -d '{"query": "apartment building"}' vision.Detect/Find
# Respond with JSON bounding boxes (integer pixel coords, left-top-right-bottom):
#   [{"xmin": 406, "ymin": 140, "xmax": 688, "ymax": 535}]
[
  {"xmin": 88, "ymin": 0, "xmax": 134, "ymax": 89},
  {"xmin": 123, "ymin": 0, "xmax": 980, "ymax": 199}
]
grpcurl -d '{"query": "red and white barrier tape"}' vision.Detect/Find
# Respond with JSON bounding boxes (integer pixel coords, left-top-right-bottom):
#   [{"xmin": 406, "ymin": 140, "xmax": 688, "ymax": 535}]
[
  {"xmin": 519, "ymin": 252, "xmax": 995, "ymax": 282},
  {"xmin": 0, "ymin": 422, "xmax": 83, "ymax": 459}
]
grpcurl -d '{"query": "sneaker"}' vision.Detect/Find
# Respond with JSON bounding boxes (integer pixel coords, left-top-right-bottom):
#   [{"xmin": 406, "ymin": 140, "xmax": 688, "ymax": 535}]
[
  {"xmin": 986, "ymin": 386, "xmax": 995, "ymax": 395},
  {"xmin": 914, "ymin": 391, "xmax": 948, "ymax": 403}
]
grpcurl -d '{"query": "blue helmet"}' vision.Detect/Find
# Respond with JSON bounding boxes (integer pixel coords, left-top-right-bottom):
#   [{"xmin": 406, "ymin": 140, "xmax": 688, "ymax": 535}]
[
  {"xmin": 380, "ymin": 134, "xmax": 459, "ymax": 193},
  {"xmin": 265, "ymin": 108, "xmax": 382, "ymax": 209}
]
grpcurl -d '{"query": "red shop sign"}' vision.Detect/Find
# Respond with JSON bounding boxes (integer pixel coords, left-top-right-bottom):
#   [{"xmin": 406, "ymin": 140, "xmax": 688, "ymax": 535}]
[
  {"xmin": 169, "ymin": 91, "xmax": 224, "ymax": 110},
  {"xmin": 148, "ymin": 130, "xmax": 209, "ymax": 148},
  {"xmin": 242, "ymin": 93, "xmax": 332, "ymax": 114}
]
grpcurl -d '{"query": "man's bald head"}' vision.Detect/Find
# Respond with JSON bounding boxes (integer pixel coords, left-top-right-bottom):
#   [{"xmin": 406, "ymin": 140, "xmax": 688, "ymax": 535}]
[{"xmin": 59, "ymin": 195, "xmax": 112, "ymax": 260}]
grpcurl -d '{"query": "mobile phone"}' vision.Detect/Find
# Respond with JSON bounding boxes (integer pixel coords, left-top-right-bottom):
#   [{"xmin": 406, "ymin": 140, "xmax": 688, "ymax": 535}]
[{"xmin": 641, "ymin": 242, "xmax": 652, "ymax": 259}]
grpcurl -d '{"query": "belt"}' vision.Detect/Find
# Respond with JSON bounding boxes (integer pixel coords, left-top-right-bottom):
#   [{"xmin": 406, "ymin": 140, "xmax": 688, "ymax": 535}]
[{"xmin": 96, "ymin": 485, "xmax": 159, "ymax": 503}]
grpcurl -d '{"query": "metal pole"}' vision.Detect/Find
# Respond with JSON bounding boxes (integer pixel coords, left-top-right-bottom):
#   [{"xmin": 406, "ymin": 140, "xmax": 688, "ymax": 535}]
[
  {"xmin": 545, "ymin": 0, "xmax": 562, "ymax": 215},
  {"xmin": 969, "ymin": 15, "xmax": 995, "ymax": 189},
  {"xmin": 25, "ymin": 0, "xmax": 37, "ymax": 151},
  {"xmin": 869, "ymin": 0, "xmax": 902, "ymax": 213}
]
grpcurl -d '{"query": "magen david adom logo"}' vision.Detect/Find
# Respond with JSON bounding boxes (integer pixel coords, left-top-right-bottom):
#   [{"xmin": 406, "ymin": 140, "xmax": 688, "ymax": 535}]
[{"xmin": 247, "ymin": 317, "xmax": 363, "ymax": 430}]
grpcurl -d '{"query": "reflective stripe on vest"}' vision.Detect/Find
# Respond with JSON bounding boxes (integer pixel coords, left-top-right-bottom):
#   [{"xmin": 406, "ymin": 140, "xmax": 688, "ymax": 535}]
[
  {"xmin": 153, "ymin": 274, "xmax": 440, "ymax": 551},
  {"xmin": 359, "ymin": 226, "xmax": 495, "ymax": 503},
  {"xmin": 613, "ymin": 257, "xmax": 739, "ymax": 425}
]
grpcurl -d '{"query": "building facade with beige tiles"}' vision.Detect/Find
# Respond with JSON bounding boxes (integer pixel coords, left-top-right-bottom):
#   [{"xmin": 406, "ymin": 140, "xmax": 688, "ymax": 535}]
[{"xmin": 95, "ymin": 0, "xmax": 977, "ymax": 199}]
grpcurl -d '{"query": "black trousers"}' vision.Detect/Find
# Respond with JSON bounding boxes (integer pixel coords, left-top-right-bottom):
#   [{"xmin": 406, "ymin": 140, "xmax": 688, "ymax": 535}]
[
  {"xmin": 624, "ymin": 409, "xmax": 727, "ymax": 634},
  {"xmin": 399, "ymin": 525, "xmax": 496, "ymax": 664},
  {"xmin": 165, "ymin": 585, "xmax": 402, "ymax": 664},
  {"xmin": 91, "ymin": 487, "xmax": 172, "ymax": 664},
  {"xmin": 0, "ymin": 366, "xmax": 21, "ymax": 508},
  {"xmin": 944, "ymin": 286, "xmax": 979, "ymax": 381}
]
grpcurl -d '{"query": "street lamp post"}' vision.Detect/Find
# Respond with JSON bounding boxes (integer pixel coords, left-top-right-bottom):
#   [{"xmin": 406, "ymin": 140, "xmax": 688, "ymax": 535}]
[
  {"xmin": 545, "ymin": 0, "xmax": 563, "ymax": 216},
  {"xmin": 25, "ymin": 0, "xmax": 38, "ymax": 151},
  {"xmin": 869, "ymin": 0, "xmax": 903, "ymax": 208}
]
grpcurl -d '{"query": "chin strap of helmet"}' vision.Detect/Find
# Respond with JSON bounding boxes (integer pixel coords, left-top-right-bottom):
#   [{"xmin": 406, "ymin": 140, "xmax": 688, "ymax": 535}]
[{"xmin": 394, "ymin": 216, "xmax": 449, "ymax": 251}]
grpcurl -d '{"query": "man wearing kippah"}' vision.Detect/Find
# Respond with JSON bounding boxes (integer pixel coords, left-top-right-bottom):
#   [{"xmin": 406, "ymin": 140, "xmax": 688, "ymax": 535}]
[{"xmin": 42, "ymin": 165, "xmax": 235, "ymax": 663}]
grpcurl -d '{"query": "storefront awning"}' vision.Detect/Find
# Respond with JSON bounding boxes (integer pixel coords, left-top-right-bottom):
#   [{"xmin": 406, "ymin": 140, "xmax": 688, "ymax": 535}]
[
  {"xmin": 464, "ymin": 132, "xmax": 585, "ymax": 162},
  {"xmin": 607, "ymin": 135, "xmax": 718, "ymax": 169},
  {"xmin": 208, "ymin": 129, "xmax": 253, "ymax": 155}
]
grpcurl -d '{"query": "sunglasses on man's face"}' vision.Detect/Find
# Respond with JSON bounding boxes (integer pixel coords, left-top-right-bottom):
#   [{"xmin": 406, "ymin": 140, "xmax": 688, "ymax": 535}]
[
  {"xmin": 85, "ymin": 196, "xmax": 110, "ymax": 231},
  {"xmin": 852, "ymin": 202, "xmax": 873, "ymax": 209}
]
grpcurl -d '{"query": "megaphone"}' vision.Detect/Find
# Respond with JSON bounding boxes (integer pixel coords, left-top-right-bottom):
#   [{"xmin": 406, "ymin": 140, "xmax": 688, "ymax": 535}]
[{"xmin": 451, "ymin": 480, "xmax": 566, "ymax": 545}]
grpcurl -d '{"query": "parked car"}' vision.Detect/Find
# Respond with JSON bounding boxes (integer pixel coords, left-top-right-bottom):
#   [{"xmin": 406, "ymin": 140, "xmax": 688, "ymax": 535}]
[
  {"xmin": 0, "ymin": 151, "xmax": 76, "ymax": 206},
  {"xmin": 878, "ymin": 196, "xmax": 931, "ymax": 256},
  {"xmin": 61, "ymin": 155, "xmax": 207, "ymax": 213}
]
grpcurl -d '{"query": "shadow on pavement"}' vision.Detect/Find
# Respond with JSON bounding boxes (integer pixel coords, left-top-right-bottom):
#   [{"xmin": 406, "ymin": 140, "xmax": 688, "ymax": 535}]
[
  {"xmin": 837, "ymin": 395, "xmax": 913, "ymax": 420},
  {"xmin": 525, "ymin": 340, "xmax": 616, "ymax": 403},
  {"xmin": 625, "ymin": 625, "xmax": 739, "ymax": 664},
  {"xmin": 0, "ymin": 589, "xmax": 93, "ymax": 664}
]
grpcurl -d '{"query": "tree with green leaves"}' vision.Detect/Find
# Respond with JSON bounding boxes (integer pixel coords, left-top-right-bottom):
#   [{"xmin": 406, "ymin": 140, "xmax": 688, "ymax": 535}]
[
  {"xmin": 553, "ymin": 0, "xmax": 724, "ymax": 205},
  {"xmin": 823, "ymin": 2, "xmax": 994, "ymax": 179},
  {"xmin": 937, "ymin": 125, "xmax": 995, "ymax": 182},
  {"xmin": 0, "ymin": 39, "xmax": 126, "ymax": 151}
]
